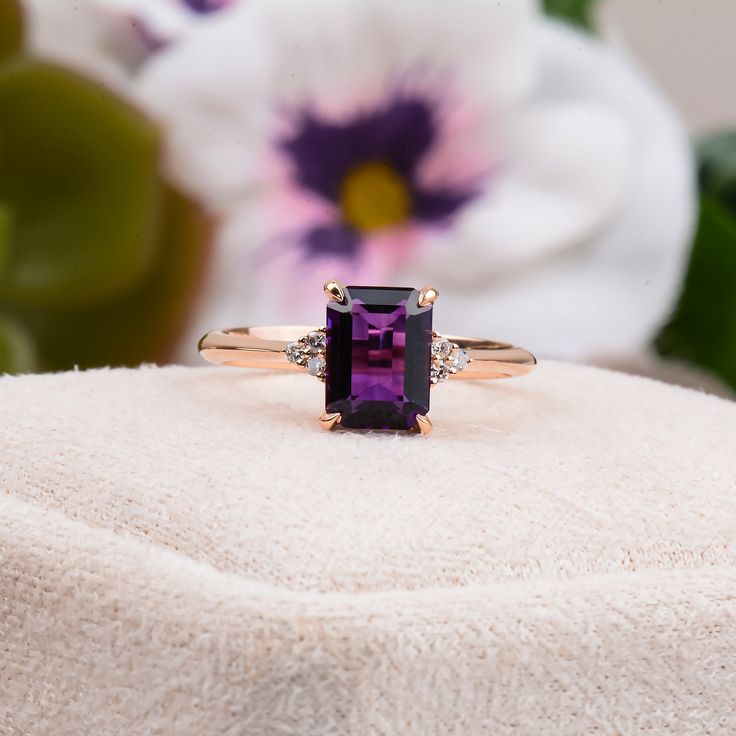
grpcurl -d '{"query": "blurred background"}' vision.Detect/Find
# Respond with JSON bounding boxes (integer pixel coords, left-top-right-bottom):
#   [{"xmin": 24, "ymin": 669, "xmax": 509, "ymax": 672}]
[
  {"xmin": 602, "ymin": 0, "xmax": 736, "ymax": 134},
  {"xmin": 0, "ymin": 0, "xmax": 734, "ymax": 395}
]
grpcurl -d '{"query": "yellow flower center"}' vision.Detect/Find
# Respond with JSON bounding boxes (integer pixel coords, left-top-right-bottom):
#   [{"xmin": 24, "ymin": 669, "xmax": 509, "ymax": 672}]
[{"xmin": 339, "ymin": 161, "xmax": 410, "ymax": 233}]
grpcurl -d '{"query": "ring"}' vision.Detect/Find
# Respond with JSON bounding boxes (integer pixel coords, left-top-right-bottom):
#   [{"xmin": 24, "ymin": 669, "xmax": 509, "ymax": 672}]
[{"xmin": 199, "ymin": 281, "xmax": 536, "ymax": 434}]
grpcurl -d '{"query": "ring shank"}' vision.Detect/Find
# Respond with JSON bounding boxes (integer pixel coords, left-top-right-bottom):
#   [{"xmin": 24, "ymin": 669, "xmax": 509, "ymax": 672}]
[
  {"xmin": 442, "ymin": 335, "xmax": 536, "ymax": 378},
  {"xmin": 199, "ymin": 326, "xmax": 536, "ymax": 379}
]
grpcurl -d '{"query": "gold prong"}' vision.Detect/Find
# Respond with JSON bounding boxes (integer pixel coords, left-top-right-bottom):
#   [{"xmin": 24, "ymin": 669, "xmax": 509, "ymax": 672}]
[
  {"xmin": 418, "ymin": 286, "xmax": 439, "ymax": 308},
  {"xmin": 324, "ymin": 280, "xmax": 347, "ymax": 304},
  {"xmin": 319, "ymin": 412, "xmax": 342, "ymax": 431},
  {"xmin": 414, "ymin": 414, "xmax": 433, "ymax": 435}
]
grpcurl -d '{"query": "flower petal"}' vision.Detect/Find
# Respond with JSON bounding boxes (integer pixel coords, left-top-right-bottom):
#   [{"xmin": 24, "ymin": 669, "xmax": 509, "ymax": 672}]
[
  {"xmin": 303, "ymin": 224, "xmax": 360, "ymax": 259},
  {"xmin": 97, "ymin": 0, "xmax": 236, "ymax": 43},
  {"xmin": 23, "ymin": 0, "xmax": 142, "ymax": 92},
  {"xmin": 420, "ymin": 101, "xmax": 633, "ymax": 281},
  {"xmin": 415, "ymin": 21, "xmax": 695, "ymax": 359}
]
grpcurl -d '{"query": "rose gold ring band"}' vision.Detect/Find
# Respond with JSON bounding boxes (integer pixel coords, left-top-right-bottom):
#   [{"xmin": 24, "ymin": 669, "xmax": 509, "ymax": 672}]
[{"xmin": 199, "ymin": 326, "xmax": 536, "ymax": 380}]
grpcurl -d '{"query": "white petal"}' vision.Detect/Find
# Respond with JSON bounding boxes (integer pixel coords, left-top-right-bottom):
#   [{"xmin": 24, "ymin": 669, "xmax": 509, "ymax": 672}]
[
  {"xmin": 23, "ymin": 0, "xmax": 142, "ymax": 93},
  {"xmin": 138, "ymin": 9, "xmax": 277, "ymax": 205},
  {"xmin": 244, "ymin": 0, "xmax": 537, "ymax": 113},
  {"xmin": 96, "ymin": 0, "xmax": 210, "ymax": 41},
  {"xmin": 422, "ymin": 21, "xmax": 695, "ymax": 359},
  {"xmin": 174, "ymin": 198, "xmax": 333, "ymax": 363},
  {"xmin": 419, "ymin": 101, "xmax": 633, "ymax": 282}
]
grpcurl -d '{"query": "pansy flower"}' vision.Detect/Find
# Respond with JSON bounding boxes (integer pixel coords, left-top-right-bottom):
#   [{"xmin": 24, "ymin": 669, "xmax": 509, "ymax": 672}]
[{"xmin": 144, "ymin": 0, "xmax": 692, "ymax": 360}]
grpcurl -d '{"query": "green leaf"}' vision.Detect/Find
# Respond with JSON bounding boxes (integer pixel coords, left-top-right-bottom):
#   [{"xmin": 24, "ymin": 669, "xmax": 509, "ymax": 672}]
[
  {"xmin": 655, "ymin": 195, "xmax": 736, "ymax": 390},
  {"xmin": 543, "ymin": 0, "xmax": 600, "ymax": 32},
  {"xmin": 0, "ymin": 0, "xmax": 24, "ymax": 60},
  {"xmin": 5, "ymin": 185, "xmax": 211, "ymax": 371},
  {"xmin": 0, "ymin": 60, "xmax": 163, "ymax": 309},
  {"xmin": 0, "ymin": 201, "xmax": 10, "ymax": 273},
  {"xmin": 0, "ymin": 313, "xmax": 37, "ymax": 373},
  {"xmin": 697, "ymin": 131, "xmax": 736, "ymax": 213}
]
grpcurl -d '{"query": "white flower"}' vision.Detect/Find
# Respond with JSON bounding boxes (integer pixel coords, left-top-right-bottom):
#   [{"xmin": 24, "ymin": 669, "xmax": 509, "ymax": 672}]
[
  {"xmin": 23, "ymin": 0, "xmax": 138, "ymax": 90},
  {"xmin": 22, "ymin": 0, "xmax": 239, "ymax": 90},
  {"xmin": 101, "ymin": 0, "xmax": 236, "ymax": 42},
  {"xmin": 139, "ymin": 0, "xmax": 695, "ymax": 362}
]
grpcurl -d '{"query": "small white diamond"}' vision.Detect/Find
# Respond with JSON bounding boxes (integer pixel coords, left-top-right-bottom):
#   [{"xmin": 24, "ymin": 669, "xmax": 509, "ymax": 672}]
[
  {"xmin": 307, "ymin": 356, "xmax": 326, "ymax": 377},
  {"xmin": 430, "ymin": 362, "xmax": 449, "ymax": 384},
  {"xmin": 286, "ymin": 341, "xmax": 304, "ymax": 364},
  {"xmin": 448, "ymin": 348, "xmax": 469, "ymax": 372},
  {"xmin": 307, "ymin": 331, "xmax": 326, "ymax": 352},
  {"xmin": 432, "ymin": 338, "xmax": 451, "ymax": 360}
]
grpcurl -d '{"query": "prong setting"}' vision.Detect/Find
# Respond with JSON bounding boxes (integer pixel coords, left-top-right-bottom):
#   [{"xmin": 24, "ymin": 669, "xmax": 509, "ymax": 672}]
[
  {"xmin": 324, "ymin": 279, "xmax": 347, "ymax": 304},
  {"xmin": 414, "ymin": 414, "xmax": 433, "ymax": 435},
  {"xmin": 417, "ymin": 286, "xmax": 439, "ymax": 308},
  {"xmin": 319, "ymin": 412, "xmax": 342, "ymax": 431}
]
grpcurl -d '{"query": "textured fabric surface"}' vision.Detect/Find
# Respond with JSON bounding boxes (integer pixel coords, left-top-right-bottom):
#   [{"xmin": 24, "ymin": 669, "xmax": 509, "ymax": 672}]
[{"xmin": 1, "ymin": 362, "xmax": 735, "ymax": 735}]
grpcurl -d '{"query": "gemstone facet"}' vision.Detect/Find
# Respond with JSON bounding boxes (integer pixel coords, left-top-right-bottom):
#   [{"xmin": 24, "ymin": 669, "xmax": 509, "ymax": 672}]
[
  {"xmin": 430, "ymin": 361, "xmax": 450, "ymax": 384},
  {"xmin": 286, "ymin": 341, "xmax": 306, "ymax": 365},
  {"xmin": 448, "ymin": 347, "xmax": 469, "ymax": 372},
  {"xmin": 306, "ymin": 331, "xmax": 326, "ymax": 352},
  {"xmin": 325, "ymin": 286, "xmax": 433, "ymax": 430},
  {"xmin": 431, "ymin": 337, "xmax": 452, "ymax": 360},
  {"xmin": 307, "ymin": 356, "xmax": 327, "ymax": 377}
]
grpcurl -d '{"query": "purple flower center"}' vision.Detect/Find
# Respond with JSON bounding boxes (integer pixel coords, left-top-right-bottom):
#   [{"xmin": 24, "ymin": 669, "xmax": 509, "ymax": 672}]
[
  {"xmin": 280, "ymin": 96, "xmax": 478, "ymax": 259},
  {"xmin": 181, "ymin": 0, "xmax": 232, "ymax": 14}
]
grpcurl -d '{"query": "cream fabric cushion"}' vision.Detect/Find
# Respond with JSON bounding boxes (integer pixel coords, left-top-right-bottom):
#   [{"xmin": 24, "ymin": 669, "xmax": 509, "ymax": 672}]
[{"xmin": 1, "ymin": 363, "xmax": 735, "ymax": 735}]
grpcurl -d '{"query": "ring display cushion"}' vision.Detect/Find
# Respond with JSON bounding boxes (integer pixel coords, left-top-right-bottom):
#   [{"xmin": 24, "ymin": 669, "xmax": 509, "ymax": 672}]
[{"xmin": 1, "ymin": 363, "xmax": 735, "ymax": 735}]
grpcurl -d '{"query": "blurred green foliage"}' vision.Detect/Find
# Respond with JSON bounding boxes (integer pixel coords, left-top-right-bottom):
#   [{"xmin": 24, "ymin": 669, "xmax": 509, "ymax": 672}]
[
  {"xmin": 11, "ymin": 185, "xmax": 211, "ymax": 370},
  {"xmin": 0, "ymin": 60, "xmax": 163, "ymax": 308},
  {"xmin": 543, "ymin": 0, "xmax": 600, "ymax": 31},
  {"xmin": 655, "ymin": 133, "xmax": 736, "ymax": 390},
  {"xmin": 0, "ymin": 314, "xmax": 36, "ymax": 373},
  {"xmin": 0, "ymin": 0, "xmax": 23, "ymax": 60},
  {"xmin": 698, "ymin": 133, "xmax": 736, "ymax": 210},
  {"xmin": 0, "ymin": 3, "xmax": 210, "ymax": 373}
]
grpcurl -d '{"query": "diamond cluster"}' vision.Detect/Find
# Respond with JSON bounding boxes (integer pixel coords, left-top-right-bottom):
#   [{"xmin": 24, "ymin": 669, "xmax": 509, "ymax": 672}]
[
  {"xmin": 430, "ymin": 335, "xmax": 470, "ymax": 384},
  {"xmin": 286, "ymin": 330, "xmax": 327, "ymax": 378}
]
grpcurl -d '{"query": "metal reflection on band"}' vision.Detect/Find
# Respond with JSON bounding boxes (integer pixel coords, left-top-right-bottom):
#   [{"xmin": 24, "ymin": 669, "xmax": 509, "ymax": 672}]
[{"xmin": 199, "ymin": 326, "xmax": 536, "ymax": 380}]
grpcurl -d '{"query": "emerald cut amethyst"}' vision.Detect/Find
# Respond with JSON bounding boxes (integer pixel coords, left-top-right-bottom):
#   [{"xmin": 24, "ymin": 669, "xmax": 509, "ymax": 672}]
[{"xmin": 325, "ymin": 286, "xmax": 433, "ymax": 430}]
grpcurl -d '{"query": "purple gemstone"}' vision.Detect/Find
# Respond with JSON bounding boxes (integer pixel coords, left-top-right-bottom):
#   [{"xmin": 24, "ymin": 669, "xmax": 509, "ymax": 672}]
[{"xmin": 325, "ymin": 286, "xmax": 433, "ymax": 430}]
